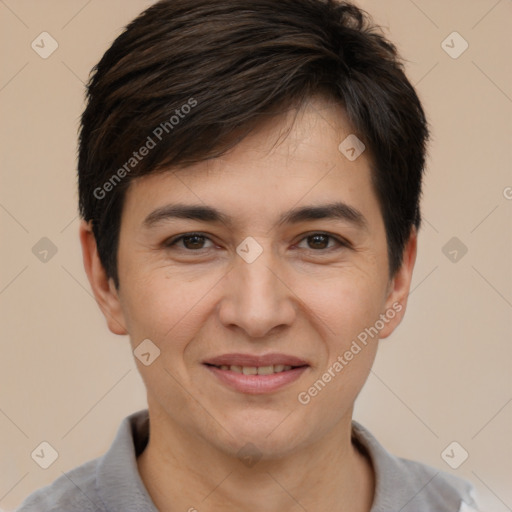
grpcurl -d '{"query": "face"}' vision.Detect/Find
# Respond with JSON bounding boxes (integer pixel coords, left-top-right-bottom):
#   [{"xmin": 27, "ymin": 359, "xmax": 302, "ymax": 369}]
[{"xmin": 82, "ymin": 96, "xmax": 416, "ymax": 460}]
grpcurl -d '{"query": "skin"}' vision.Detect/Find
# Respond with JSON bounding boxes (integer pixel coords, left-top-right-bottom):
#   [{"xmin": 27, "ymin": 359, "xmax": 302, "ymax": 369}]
[{"xmin": 80, "ymin": 96, "xmax": 417, "ymax": 512}]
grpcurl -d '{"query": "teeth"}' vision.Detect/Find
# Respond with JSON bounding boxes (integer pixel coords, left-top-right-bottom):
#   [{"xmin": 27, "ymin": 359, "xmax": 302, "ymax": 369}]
[
  {"xmin": 257, "ymin": 365, "xmax": 274, "ymax": 375},
  {"xmin": 216, "ymin": 364, "xmax": 297, "ymax": 374}
]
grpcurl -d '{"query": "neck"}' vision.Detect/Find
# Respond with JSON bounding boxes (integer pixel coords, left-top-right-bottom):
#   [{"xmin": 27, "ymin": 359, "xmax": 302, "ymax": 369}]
[{"xmin": 137, "ymin": 406, "xmax": 375, "ymax": 512}]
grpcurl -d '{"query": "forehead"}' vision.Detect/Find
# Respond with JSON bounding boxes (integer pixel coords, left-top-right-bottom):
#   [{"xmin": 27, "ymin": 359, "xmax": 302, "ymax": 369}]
[{"xmin": 122, "ymin": 96, "xmax": 382, "ymax": 231}]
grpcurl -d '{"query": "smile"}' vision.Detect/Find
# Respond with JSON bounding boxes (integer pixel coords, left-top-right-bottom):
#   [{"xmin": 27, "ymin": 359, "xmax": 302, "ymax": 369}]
[
  {"xmin": 202, "ymin": 353, "xmax": 310, "ymax": 394},
  {"xmin": 208, "ymin": 364, "xmax": 296, "ymax": 375}
]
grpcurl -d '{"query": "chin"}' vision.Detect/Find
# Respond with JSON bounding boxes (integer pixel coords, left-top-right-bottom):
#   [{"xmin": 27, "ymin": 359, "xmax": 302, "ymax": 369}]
[{"xmin": 215, "ymin": 415, "xmax": 308, "ymax": 459}]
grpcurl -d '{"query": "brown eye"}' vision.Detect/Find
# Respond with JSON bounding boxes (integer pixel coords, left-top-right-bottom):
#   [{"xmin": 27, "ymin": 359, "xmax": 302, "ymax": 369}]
[
  {"xmin": 296, "ymin": 233, "xmax": 345, "ymax": 251},
  {"xmin": 181, "ymin": 234, "xmax": 206, "ymax": 249},
  {"xmin": 307, "ymin": 234, "xmax": 330, "ymax": 249},
  {"xmin": 166, "ymin": 233, "xmax": 214, "ymax": 251}
]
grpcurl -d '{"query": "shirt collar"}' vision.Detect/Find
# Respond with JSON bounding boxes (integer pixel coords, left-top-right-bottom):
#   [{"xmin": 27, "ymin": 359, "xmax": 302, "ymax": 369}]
[
  {"xmin": 94, "ymin": 410, "xmax": 469, "ymax": 512},
  {"xmin": 351, "ymin": 420, "xmax": 472, "ymax": 511},
  {"xmin": 96, "ymin": 409, "xmax": 158, "ymax": 512}
]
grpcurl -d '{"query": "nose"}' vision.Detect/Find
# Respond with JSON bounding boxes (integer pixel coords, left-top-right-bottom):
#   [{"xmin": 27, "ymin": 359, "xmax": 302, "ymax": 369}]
[{"xmin": 217, "ymin": 247, "xmax": 297, "ymax": 339}]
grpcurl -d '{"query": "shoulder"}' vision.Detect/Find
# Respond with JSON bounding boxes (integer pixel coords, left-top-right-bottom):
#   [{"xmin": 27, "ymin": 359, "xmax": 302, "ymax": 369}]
[
  {"xmin": 351, "ymin": 421, "xmax": 479, "ymax": 512},
  {"xmin": 14, "ymin": 458, "xmax": 104, "ymax": 512},
  {"xmin": 391, "ymin": 455, "xmax": 478, "ymax": 511},
  {"xmin": 14, "ymin": 409, "xmax": 152, "ymax": 512}
]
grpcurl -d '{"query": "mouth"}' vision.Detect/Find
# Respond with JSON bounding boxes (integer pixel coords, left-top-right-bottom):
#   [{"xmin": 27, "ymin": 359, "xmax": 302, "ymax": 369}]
[
  {"xmin": 202, "ymin": 353, "xmax": 310, "ymax": 394},
  {"xmin": 205, "ymin": 363, "xmax": 304, "ymax": 375}
]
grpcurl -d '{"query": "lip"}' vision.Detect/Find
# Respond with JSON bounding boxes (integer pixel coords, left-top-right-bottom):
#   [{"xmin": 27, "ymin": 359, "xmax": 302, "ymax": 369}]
[
  {"xmin": 205, "ymin": 365, "xmax": 309, "ymax": 394},
  {"xmin": 203, "ymin": 353, "xmax": 310, "ymax": 395},
  {"xmin": 203, "ymin": 353, "xmax": 309, "ymax": 367}
]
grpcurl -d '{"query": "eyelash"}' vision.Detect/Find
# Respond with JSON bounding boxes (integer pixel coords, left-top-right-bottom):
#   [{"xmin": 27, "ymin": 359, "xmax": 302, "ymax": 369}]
[{"xmin": 164, "ymin": 232, "xmax": 350, "ymax": 253}]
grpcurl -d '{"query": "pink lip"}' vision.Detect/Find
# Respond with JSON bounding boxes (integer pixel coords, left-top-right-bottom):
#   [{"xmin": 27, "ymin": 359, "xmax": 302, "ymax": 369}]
[
  {"xmin": 205, "ymin": 365, "xmax": 309, "ymax": 394},
  {"xmin": 203, "ymin": 353, "xmax": 310, "ymax": 395},
  {"xmin": 203, "ymin": 353, "xmax": 308, "ymax": 367}
]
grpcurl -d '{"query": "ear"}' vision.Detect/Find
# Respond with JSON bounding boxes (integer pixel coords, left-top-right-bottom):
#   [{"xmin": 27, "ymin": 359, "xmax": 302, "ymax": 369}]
[
  {"xmin": 379, "ymin": 228, "xmax": 418, "ymax": 340},
  {"xmin": 79, "ymin": 220, "xmax": 128, "ymax": 335}
]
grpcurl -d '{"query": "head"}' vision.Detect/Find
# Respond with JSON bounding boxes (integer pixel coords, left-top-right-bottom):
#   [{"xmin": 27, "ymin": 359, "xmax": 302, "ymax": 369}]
[{"xmin": 79, "ymin": 0, "xmax": 428, "ymax": 459}]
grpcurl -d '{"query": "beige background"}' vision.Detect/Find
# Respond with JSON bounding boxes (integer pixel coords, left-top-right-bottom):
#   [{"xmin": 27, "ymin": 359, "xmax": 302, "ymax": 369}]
[{"xmin": 1, "ymin": 1, "xmax": 511, "ymax": 510}]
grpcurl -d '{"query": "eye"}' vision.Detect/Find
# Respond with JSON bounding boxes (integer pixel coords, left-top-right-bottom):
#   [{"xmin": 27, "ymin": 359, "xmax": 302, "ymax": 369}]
[
  {"xmin": 295, "ymin": 233, "xmax": 348, "ymax": 251},
  {"xmin": 164, "ymin": 232, "xmax": 350, "ymax": 253},
  {"xmin": 165, "ymin": 233, "xmax": 215, "ymax": 251}
]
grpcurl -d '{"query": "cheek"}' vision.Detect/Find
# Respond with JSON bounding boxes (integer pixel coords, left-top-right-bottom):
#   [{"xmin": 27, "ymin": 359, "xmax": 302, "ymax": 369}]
[
  {"xmin": 295, "ymin": 275, "xmax": 382, "ymax": 418},
  {"xmin": 295, "ymin": 266, "xmax": 387, "ymax": 342},
  {"xmin": 119, "ymin": 267, "xmax": 221, "ymax": 349}
]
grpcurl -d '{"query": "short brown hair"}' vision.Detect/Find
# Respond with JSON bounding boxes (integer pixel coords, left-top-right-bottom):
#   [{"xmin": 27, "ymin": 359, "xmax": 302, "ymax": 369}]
[{"xmin": 78, "ymin": 0, "xmax": 429, "ymax": 287}]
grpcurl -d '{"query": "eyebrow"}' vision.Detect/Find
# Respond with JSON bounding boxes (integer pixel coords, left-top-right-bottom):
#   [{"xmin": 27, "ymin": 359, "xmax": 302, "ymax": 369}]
[{"xmin": 143, "ymin": 201, "xmax": 368, "ymax": 231}]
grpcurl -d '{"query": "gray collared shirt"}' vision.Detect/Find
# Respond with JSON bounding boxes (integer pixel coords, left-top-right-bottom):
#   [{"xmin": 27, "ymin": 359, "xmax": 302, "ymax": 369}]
[{"xmin": 15, "ymin": 409, "xmax": 479, "ymax": 512}]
